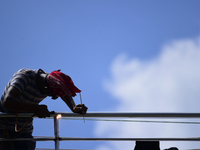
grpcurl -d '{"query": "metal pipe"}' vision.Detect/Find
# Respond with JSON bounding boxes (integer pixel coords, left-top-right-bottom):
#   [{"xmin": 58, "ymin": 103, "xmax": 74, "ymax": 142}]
[
  {"xmin": 56, "ymin": 112, "xmax": 200, "ymax": 118},
  {"xmin": 0, "ymin": 137, "xmax": 54, "ymax": 141},
  {"xmin": 1, "ymin": 112, "xmax": 200, "ymax": 145},
  {"xmin": 2, "ymin": 112, "xmax": 200, "ymax": 118},
  {"xmin": 59, "ymin": 137, "xmax": 200, "ymax": 141},
  {"xmin": 54, "ymin": 115, "xmax": 60, "ymax": 150},
  {"xmin": 1, "ymin": 137, "xmax": 200, "ymax": 142}
]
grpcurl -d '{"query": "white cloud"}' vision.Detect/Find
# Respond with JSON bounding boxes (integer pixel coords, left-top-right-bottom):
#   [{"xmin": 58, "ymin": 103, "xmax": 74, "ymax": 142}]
[{"xmin": 95, "ymin": 37, "xmax": 200, "ymax": 150}]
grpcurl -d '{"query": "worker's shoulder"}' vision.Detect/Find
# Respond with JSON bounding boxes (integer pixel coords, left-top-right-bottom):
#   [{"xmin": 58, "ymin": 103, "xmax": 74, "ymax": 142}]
[
  {"xmin": 15, "ymin": 68, "xmax": 38, "ymax": 76},
  {"xmin": 12, "ymin": 68, "xmax": 38, "ymax": 82}
]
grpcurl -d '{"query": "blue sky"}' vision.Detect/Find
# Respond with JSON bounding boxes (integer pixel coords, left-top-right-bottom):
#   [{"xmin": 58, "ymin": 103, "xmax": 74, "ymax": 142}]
[{"xmin": 1, "ymin": 1, "xmax": 200, "ymax": 150}]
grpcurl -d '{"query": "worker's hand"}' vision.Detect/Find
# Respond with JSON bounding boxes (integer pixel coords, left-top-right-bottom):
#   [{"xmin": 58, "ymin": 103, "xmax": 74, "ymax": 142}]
[
  {"xmin": 73, "ymin": 104, "xmax": 88, "ymax": 114},
  {"xmin": 34, "ymin": 105, "xmax": 50, "ymax": 118}
]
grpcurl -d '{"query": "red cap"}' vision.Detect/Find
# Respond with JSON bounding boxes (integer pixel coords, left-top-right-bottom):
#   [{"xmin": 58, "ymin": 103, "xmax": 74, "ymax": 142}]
[{"xmin": 46, "ymin": 70, "xmax": 81, "ymax": 97}]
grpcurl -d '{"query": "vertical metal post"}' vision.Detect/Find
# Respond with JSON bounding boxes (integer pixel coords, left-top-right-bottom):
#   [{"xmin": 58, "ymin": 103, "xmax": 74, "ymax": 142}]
[{"xmin": 54, "ymin": 115, "xmax": 60, "ymax": 150}]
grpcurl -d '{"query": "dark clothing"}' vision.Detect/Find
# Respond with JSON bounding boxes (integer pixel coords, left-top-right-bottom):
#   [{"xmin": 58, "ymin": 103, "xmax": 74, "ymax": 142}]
[
  {"xmin": 0, "ymin": 68, "xmax": 48, "ymax": 150},
  {"xmin": 0, "ymin": 129, "xmax": 36, "ymax": 150},
  {"xmin": 0, "ymin": 68, "xmax": 47, "ymax": 133}
]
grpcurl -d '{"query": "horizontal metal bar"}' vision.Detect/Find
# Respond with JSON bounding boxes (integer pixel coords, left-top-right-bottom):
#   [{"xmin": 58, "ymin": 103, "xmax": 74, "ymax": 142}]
[
  {"xmin": 0, "ymin": 112, "xmax": 35, "ymax": 118},
  {"xmin": 1, "ymin": 137, "xmax": 200, "ymax": 142},
  {"xmin": 0, "ymin": 137, "xmax": 55, "ymax": 142},
  {"xmin": 58, "ymin": 112, "xmax": 200, "ymax": 118},
  {"xmin": 1, "ymin": 112, "xmax": 200, "ymax": 118},
  {"xmin": 60, "ymin": 137, "xmax": 200, "ymax": 141}
]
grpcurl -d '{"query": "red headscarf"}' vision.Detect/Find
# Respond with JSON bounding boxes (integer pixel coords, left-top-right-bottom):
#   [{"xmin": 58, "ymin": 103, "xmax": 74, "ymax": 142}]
[{"xmin": 46, "ymin": 70, "xmax": 81, "ymax": 97}]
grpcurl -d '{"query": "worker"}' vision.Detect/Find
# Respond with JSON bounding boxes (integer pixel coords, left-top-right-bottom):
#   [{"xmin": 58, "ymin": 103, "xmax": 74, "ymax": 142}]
[
  {"xmin": 134, "ymin": 141, "xmax": 160, "ymax": 150},
  {"xmin": 134, "ymin": 141, "xmax": 178, "ymax": 150},
  {"xmin": 0, "ymin": 68, "xmax": 88, "ymax": 150}
]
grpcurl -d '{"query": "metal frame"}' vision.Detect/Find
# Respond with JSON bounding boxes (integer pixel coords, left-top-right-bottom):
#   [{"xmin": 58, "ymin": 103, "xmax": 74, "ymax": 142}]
[
  {"xmin": 2, "ymin": 112, "xmax": 200, "ymax": 118},
  {"xmin": 1, "ymin": 112, "xmax": 200, "ymax": 150}
]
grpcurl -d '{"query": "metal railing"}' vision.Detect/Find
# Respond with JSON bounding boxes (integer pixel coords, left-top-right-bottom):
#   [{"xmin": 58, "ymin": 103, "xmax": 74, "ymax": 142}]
[{"xmin": 1, "ymin": 112, "xmax": 200, "ymax": 150}]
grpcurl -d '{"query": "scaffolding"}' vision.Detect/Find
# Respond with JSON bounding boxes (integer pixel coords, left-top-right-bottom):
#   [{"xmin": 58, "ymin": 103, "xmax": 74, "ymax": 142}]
[{"xmin": 1, "ymin": 112, "xmax": 200, "ymax": 150}]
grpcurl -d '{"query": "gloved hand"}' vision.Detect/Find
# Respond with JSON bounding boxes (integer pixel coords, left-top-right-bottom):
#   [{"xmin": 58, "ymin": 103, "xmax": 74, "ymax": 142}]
[
  {"xmin": 73, "ymin": 104, "xmax": 88, "ymax": 114},
  {"xmin": 34, "ymin": 104, "xmax": 50, "ymax": 118}
]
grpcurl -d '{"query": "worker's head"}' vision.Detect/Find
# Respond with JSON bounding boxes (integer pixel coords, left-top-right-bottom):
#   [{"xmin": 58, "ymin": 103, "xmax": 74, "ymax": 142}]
[{"xmin": 46, "ymin": 70, "xmax": 81, "ymax": 99}]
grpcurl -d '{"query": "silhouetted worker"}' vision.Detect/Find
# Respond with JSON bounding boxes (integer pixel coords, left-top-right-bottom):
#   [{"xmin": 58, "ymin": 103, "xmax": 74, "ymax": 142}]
[
  {"xmin": 0, "ymin": 68, "xmax": 88, "ymax": 150},
  {"xmin": 164, "ymin": 147, "xmax": 179, "ymax": 150},
  {"xmin": 134, "ymin": 141, "xmax": 179, "ymax": 150},
  {"xmin": 134, "ymin": 141, "xmax": 160, "ymax": 150}
]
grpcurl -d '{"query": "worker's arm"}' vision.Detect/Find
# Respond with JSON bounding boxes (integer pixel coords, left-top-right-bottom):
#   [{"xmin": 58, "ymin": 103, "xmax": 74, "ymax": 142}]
[
  {"xmin": 61, "ymin": 95, "xmax": 88, "ymax": 114},
  {"xmin": 2, "ymin": 86, "xmax": 50, "ymax": 118}
]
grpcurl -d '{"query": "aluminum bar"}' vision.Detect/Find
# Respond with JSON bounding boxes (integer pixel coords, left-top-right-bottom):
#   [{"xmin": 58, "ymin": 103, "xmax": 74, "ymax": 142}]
[
  {"xmin": 1, "ymin": 112, "xmax": 200, "ymax": 118},
  {"xmin": 56, "ymin": 137, "xmax": 200, "ymax": 141},
  {"xmin": 0, "ymin": 137, "xmax": 54, "ymax": 142},
  {"xmin": 57, "ymin": 112, "xmax": 200, "ymax": 118},
  {"xmin": 0, "ymin": 137, "xmax": 200, "ymax": 142},
  {"xmin": 54, "ymin": 115, "xmax": 60, "ymax": 150}
]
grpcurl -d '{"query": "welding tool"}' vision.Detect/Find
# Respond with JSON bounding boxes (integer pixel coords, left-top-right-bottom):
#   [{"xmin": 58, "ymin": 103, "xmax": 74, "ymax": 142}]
[{"xmin": 79, "ymin": 93, "xmax": 85, "ymax": 123}]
